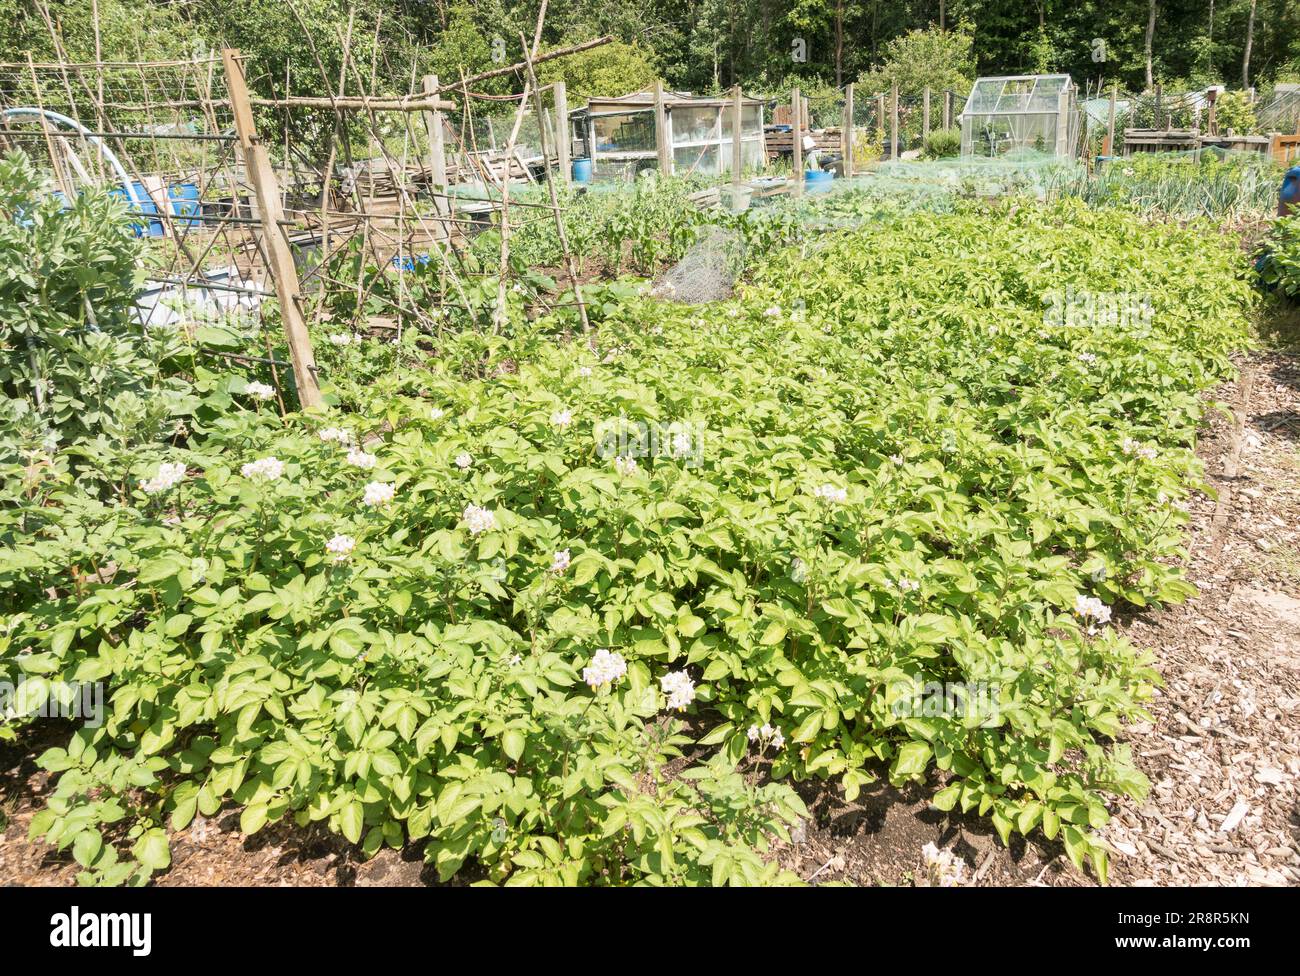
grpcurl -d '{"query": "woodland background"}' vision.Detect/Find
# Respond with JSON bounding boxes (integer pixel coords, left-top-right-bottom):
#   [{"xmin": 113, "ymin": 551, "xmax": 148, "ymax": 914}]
[{"xmin": 3, "ymin": 1, "xmax": 1298, "ymax": 109}]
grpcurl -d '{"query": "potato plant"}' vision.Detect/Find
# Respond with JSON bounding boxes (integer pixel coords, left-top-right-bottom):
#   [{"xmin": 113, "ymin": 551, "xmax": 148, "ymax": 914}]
[{"xmin": 1, "ymin": 197, "xmax": 1253, "ymax": 886}]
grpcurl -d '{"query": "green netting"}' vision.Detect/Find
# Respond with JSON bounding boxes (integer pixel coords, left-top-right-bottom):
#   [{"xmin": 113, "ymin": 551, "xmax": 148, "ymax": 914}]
[
  {"xmin": 1258, "ymin": 88, "xmax": 1300, "ymax": 134},
  {"xmin": 804, "ymin": 152, "xmax": 1081, "ymax": 216}
]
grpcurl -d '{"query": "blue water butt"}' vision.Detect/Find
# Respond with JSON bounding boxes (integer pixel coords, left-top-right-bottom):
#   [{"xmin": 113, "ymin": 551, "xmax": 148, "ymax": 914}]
[
  {"xmin": 572, "ymin": 157, "xmax": 593, "ymax": 183},
  {"xmin": 804, "ymin": 169, "xmax": 833, "ymax": 194},
  {"xmin": 169, "ymin": 182, "xmax": 201, "ymax": 229}
]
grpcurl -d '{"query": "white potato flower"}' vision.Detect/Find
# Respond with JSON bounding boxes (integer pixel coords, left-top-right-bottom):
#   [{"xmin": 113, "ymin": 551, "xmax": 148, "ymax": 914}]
[
  {"xmin": 461, "ymin": 503, "xmax": 497, "ymax": 536},
  {"xmin": 1074, "ymin": 594, "xmax": 1112, "ymax": 634},
  {"xmin": 582, "ymin": 648, "xmax": 627, "ymax": 690},
  {"xmin": 346, "ymin": 448, "xmax": 377, "ymax": 470},
  {"xmin": 318, "ymin": 427, "xmax": 352, "ymax": 444},
  {"xmin": 811, "ymin": 483, "xmax": 847, "ymax": 504},
  {"xmin": 1121, "ymin": 437, "xmax": 1157, "ymax": 460},
  {"xmin": 362, "ymin": 481, "xmax": 396, "ymax": 507},
  {"xmin": 921, "ymin": 842, "xmax": 968, "ymax": 887},
  {"xmin": 241, "ymin": 457, "xmax": 284, "ymax": 481},
  {"xmin": 660, "ymin": 670, "xmax": 696, "ymax": 711},
  {"xmin": 141, "ymin": 461, "xmax": 186, "ymax": 494},
  {"xmin": 325, "ymin": 534, "xmax": 356, "ymax": 562}
]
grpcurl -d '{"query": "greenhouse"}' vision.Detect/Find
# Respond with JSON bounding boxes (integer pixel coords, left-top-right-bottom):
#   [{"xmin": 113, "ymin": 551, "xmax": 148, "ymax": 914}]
[
  {"xmin": 960, "ymin": 74, "xmax": 1080, "ymax": 158},
  {"xmin": 568, "ymin": 89, "xmax": 766, "ymax": 181}
]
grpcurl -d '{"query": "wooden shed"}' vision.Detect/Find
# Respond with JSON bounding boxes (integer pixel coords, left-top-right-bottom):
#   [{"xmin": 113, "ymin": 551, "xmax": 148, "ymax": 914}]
[{"xmin": 568, "ymin": 88, "xmax": 767, "ymax": 181}]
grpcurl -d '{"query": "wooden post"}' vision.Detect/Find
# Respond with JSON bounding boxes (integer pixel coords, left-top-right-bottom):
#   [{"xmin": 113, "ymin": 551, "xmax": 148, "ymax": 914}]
[
  {"xmin": 944, "ymin": 89, "xmax": 953, "ymax": 129},
  {"xmin": 890, "ymin": 83, "xmax": 899, "ymax": 159},
  {"xmin": 222, "ymin": 48, "xmax": 321, "ymax": 410},
  {"xmin": 877, "ymin": 92, "xmax": 886, "ymax": 151},
  {"xmin": 1104, "ymin": 82, "xmax": 1117, "ymax": 155},
  {"xmin": 654, "ymin": 81, "xmax": 673, "ymax": 175},
  {"xmin": 791, "ymin": 87, "xmax": 803, "ymax": 196},
  {"xmin": 553, "ymin": 80, "xmax": 571, "ymax": 185},
  {"xmin": 731, "ymin": 84, "xmax": 743, "ymax": 185},
  {"xmin": 843, "ymin": 82, "xmax": 855, "ymax": 178},
  {"xmin": 519, "ymin": 42, "xmax": 589, "ymax": 332},
  {"xmin": 923, "ymin": 86, "xmax": 931, "ymax": 141},
  {"xmin": 422, "ymin": 75, "xmax": 451, "ymax": 243}
]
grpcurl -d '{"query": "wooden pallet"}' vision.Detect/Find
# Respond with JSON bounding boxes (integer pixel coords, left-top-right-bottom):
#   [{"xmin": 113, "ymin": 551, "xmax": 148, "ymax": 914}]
[
  {"xmin": 1122, "ymin": 128, "xmax": 1199, "ymax": 154},
  {"xmin": 764, "ymin": 126, "xmax": 841, "ymax": 158}
]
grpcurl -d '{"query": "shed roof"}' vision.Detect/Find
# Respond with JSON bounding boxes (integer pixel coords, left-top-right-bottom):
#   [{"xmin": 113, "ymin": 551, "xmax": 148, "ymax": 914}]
[
  {"xmin": 580, "ymin": 89, "xmax": 766, "ymax": 115},
  {"xmin": 963, "ymin": 75, "xmax": 1074, "ymax": 117}
]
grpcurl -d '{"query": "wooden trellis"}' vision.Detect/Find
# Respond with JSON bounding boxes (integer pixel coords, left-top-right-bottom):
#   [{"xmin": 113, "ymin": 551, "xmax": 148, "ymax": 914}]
[{"xmin": 1, "ymin": 1, "xmax": 603, "ymax": 413}]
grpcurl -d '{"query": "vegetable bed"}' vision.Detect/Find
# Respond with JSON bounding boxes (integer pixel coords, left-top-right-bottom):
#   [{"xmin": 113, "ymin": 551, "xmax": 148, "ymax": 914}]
[{"xmin": 2, "ymin": 199, "xmax": 1254, "ymax": 885}]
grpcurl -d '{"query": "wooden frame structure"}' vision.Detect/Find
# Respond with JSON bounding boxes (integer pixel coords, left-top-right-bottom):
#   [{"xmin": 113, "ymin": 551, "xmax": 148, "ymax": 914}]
[{"xmin": 568, "ymin": 88, "xmax": 767, "ymax": 181}]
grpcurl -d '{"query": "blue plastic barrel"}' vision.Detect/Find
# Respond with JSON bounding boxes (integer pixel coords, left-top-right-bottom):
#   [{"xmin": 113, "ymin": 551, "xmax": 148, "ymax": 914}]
[
  {"xmin": 391, "ymin": 253, "xmax": 431, "ymax": 271},
  {"xmin": 109, "ymin": 185, "xmax": 148, "ymax": 236},
  {"xmin": 115, "ymin": 182, "xmax": 164, "ymax": 236},
  {"xmin": 1281, "ymin": 165, "xmax": 1300, "ymax": 217},
  {"xmin": 169, "ymin": 182, "xmax": 201, "ymax": 229},
  {"xmin": 572, "ymin": 158, "xmax": 593, "ymax": 183}
]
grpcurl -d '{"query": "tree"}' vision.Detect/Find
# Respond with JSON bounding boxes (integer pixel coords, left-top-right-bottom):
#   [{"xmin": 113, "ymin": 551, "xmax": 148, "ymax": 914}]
[
  {"xmin": 537, "ymin": 41, "xmax": 659, "ymax": 99},
  {"xmin": 1242, "ymin": 0, "xmax": 1256, "ymax": 88},
  {"xmin": 857, "ymin": 21, "xmax": 976, "ymax": 99},
  {"xmin": 423, "ymin": 1, "xmax": 504, "ymax": 90},
  {"xmin": 1144, "ymin": 0, "xmax": 1157, "ymax": 89}
]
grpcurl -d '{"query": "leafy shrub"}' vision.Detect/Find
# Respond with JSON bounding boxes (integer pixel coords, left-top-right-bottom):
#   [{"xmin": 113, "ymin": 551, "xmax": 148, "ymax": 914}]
[
  {"xmin": 0, "ymin": 151, "xmax": 197, "ymax": 484},
  {"xmin": 536, "ymin": 42, "xmax": 658, "ymax": 101},
  {"xmin": 921, "ymin": 128, "xmax": 961, "ymax": 160},
  {"xmin": 1258, "ymin": 214, "xmax": 1300, "ymax": 297},
  {"xmin": 1, "ymin": 199, "xmax": 1252, "ymax": 886},
  {"xmin": 1211, "ymin": 90, "xmax": 1258, "ymax": 135},
  {"xmin": 857, "ymin": 22, "xmax": 976, "ymax": 106}
]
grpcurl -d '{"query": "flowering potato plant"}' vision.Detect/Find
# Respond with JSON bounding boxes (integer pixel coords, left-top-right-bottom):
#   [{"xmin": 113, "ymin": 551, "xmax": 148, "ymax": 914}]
[{"xmin": 1, "ymin": 199, "xmax": 1251, "ymax": 885}]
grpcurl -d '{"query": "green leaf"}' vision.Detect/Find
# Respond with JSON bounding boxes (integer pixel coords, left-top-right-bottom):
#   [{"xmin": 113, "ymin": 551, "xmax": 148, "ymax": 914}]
[
  {"xmin": 134, "ymin": 829, "xmax": 171, "ymax": 871},
  {"xmin": 502, "ymin": 729, "xmax": 526, "ymax": 761},
  {"xmin": 73, "ymin": 829, "xmax": 103, "ymax": 868},
  {"xmin": 339, "ymin": 798, "xmax": 365, "ymax": 845},
  {"xmin": 891, "ymin": 741, "xmax": 932, "ymax": 780}
]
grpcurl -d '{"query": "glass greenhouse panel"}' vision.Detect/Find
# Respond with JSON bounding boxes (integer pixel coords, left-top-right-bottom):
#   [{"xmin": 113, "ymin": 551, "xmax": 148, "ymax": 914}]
[
  {"xmin": 673, "ymin": 106, "xmax": 720, "ymax": 144},
  {"xmin": 674, "ymin": 143, "xmax": 719, "ymax": 174},
  {"xmin": 960, "ymin": 75, "xmax": 1077, "ymax": 159},
  {"xmin": 720, "ymin": 106, "xmax": 763, "ymax": 139},
  {"xmin": 1028, "ymin": 76, "xmax": 1069, "ymax": 111},
  {"xmin": 592, "ymin": 111, "xmax": 656, "ymax": 153},
  {"xmin": 966, "ymin": 79, "xmax": 1004, "ymax": 113}
]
